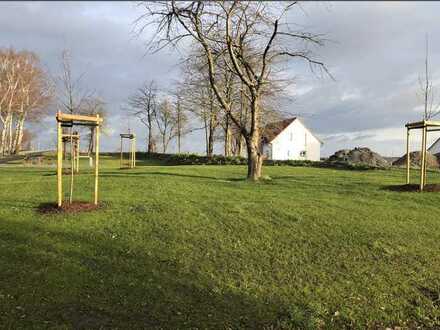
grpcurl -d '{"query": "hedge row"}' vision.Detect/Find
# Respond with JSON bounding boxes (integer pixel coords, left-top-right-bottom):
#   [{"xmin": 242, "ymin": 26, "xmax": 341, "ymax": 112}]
[
  {"xmin": 137, "ymin": 152, "xmax": 382, "ymax": 170},
  {"xmin": 140, "ymin": 152, "xmax": 248, "ymax": 165}
]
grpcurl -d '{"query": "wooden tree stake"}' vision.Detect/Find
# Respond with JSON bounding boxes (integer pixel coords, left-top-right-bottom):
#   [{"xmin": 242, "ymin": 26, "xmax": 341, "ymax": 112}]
[
  {"xmin": 57, "ymin": 118, "xmax": 63, "ymax": 207},
  {"xmin": 119, "ymin": 133, "xmax": 136, "ymax": 169},
  {"xmin": 120, "ymin": 136, "xmax": 123, "ymax": 169},
  {"xmin": 420, "ymin": 125, "xmax": 427, "ymax": 191},
  {"xmin": 69, "ymin": 134, "xmax": 74, "ymax": 204},
  {"xmin": 406, "ymin": 128, "xmax": 410, "ymax": 184},
  {"xmin": 94, "ymin": 114, "xmax": 100, "ymax": 205}
]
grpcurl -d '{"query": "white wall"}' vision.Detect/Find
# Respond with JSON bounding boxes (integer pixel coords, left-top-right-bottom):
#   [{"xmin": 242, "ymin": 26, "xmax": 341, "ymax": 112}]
[{"xmin": 268, "ymin": 119, "xmax": 321, "ymax": 161}]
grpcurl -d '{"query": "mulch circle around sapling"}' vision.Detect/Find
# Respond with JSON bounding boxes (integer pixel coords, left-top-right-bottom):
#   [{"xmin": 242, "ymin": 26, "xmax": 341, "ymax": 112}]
[
  {"xmin": 384, "ymin": 183, "xmax": 440, "ymax": 192},
  {"xmin": 37, "ymin": 201, "xmax": 106, "ymax": 214}
]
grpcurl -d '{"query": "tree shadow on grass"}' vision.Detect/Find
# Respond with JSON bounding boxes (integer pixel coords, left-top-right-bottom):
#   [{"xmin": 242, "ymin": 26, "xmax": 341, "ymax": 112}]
[
  {"xmin": 0, "ymin": 199, "xmax": 40, "ymax": 210},
  {"xmin": 0, "ymin": 220, "xmax": 314, "ymax": 329},
  {"xmin": 381, "ymin": 183, "xmax": 440, "ymax": 193},
  {"xmin": 0, "ymin": 168, "xmax": 53, "ymax": 175},
  {"xmin": 132, "ymin": 159, "xmax": 167, "ymax": 166}
]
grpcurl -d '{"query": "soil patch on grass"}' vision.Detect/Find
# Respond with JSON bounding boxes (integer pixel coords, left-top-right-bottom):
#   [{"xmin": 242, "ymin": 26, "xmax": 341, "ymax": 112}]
[
  {"xmin": 383, "ymin": 183, "xmax": 440, "ymax": 192},
  {"xmin": 37, "ymin": 201, "xmax": 103, "ymax": 214}
]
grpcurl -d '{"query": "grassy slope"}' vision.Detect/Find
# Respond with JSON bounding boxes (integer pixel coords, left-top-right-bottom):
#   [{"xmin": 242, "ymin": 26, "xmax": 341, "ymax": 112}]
[{"xmin": 0, "ymin": 157, "xmax": 440, "ymax": 329}]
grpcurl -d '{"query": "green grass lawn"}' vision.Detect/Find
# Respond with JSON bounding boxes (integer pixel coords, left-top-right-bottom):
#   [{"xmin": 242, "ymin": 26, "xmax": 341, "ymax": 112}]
[{"xmin": 1, "ymin": 157, "xmax": 440, "ymax": 329}]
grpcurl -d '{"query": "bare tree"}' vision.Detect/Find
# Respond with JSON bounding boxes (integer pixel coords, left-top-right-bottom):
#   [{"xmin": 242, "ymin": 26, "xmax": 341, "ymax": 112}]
[
  {"xmin": 173, "ymin": 93, "xmax": 188, "ymax": 153},
  {"xmin": 0, "ymin": 48, "xmax": 52, "ymax": 155},
  {"xmin": 179, "ymin": 50, "xmax": 222, "ymax": 157},
  {"xmin": 56, "ymin": 50, "xmax": 102, "ymax": 158},
  {"xmin": 79, "ymin": 96, "xmax": 107, "ymax": 154},
  {"xmin": 13, "ymin": 52, "xmax": 53, "ymax": 154},
  {"xmin": 57, "ymin": 50, "xmax": 92, "ymax": 114},
  {"xmin": 418, "ymin": 35, "xmax": 440, "ymax": 120},
  {"xmin": 155, "ymin": 98, "xmax": 177, "ymax": 153},
  {"xmin": 186, "ymin": 79, "xmax": 220, "ymax": 157},
  {"xmin": 0, "ymin": 49, "xmax": 21, "ymax": 155},
  {"xmin": 137, "ymin": 1, "xmax": 330, "ymax": 180},
  {"xmin": 128, "ymin": 80, "xmax": 158, "ymax": 153}
]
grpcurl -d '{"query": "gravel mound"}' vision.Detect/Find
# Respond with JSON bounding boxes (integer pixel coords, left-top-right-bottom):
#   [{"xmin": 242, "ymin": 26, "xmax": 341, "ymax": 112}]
[
  {"xmin": 328, "ymin": 147, "xmax": 390, "ymax": 168},
  {"xmin": 392, "ymin": 151, "xmax": 439, "ymax": 168}
]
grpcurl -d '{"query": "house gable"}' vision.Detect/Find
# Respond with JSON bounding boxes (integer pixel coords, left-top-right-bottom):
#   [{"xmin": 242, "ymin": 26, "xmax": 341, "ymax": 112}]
[
  {"xmin": 263, "ymin": 118, "xmax": 322, "ymax": 146},
  {"xmin": 262, "ymin": 117, "xmax": 322, "ymax": 161}
]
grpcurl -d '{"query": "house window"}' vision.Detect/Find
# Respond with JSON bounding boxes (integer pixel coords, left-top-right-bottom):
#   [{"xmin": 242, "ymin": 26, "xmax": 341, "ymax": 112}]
[
  {"xmin": 290, "ymin": 132, "xmax": 293, "ymax": 141},
  {"xmin": 300, "ymin": 150, "xmax": 306, "ymax": 157}
]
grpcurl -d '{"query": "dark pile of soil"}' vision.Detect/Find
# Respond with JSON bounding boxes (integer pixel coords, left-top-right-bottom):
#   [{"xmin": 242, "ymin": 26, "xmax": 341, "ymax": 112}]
[
  {"xmin": 328, "ymin": 147, "xmax": 390, "ymax": 168},
  {"xmin": 37, "ymin": 201, "xmax": 102, "ymax": 214},
  {"xmin": 384, "ymin": 184, "xmax": 440, "ymax": 192},
  {"xmin": 393, "ymin": 151, "xmax": 439, "ymax": 168}
]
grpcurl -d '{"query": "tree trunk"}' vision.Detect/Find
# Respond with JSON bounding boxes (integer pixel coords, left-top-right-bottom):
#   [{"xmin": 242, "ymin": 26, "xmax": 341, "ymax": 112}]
[
  {"xmin": 246, "ymin": 138, "xmax": 263, "ymax": 181},
  {"xmin": 207, "ymin": 122, "xmax": 214, "ymax": 158},
  {"xmin": 147, "ymin": 128, "xmax": 153, "ymax": 153},
  {"xmin": 162, "ymin": 134, "xmax": 166, "ymax": 153},
  {"xmin": 224, "ymin": 114, "xmax": 232, "ymax": 157},
  {"xmin": 12, "ymin": 112, "xmax": 26, "ymax": 154},
  {"xmin": 177, "ymin": 121, "xmax": 181, "ymax": 153},
  {"xmin": 147, "ymin": 113, "xmax": 154, "ymax": 153},
  {"xmin": 88, "ymin": 127, "xmax": 95, "ymax": 155},
  {"xmin": 203, "ymin": 115, "xmax": 209, "ymax": 156},
  {"xmin": 0, "ymin": 114, "xmax": 10, "ymax": 155},
  {"xmin": 6, "ymin": 115, "xmax": 13, "ymax": 155},
  {"xmin": 176, "ymin": 101, "xmax": 182, "ymax": 153},
  {"xmin": 206, "ymin": 87, "xmax": 216, "ymax": 158},
  {"xmin": 246, "ymin": 97, "xmax": 263, "ymax": 181},
  {"xmin": 235, "ymin": 134, "xmax": 244, "ymax": 157},
  {"xmin": 147, "ymin": 135, "xmax": 155, "ymax": 153}
]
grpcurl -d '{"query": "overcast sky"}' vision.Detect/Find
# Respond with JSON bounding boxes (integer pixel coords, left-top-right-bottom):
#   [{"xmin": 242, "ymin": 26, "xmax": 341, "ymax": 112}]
[{"xmin": 2, "ymin": 1, "xmax": 440, "ymax": 157}]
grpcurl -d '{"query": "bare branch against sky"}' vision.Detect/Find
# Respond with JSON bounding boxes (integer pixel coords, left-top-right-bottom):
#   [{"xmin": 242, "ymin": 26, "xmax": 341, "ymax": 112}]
[{"xmin": 1, "ymin": 2, "xmax": 440, "ymax": 156}]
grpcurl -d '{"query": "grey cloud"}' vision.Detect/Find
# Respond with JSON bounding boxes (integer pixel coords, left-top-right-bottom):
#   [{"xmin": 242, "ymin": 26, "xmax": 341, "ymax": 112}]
[
  {"xmin": 2, "ymin": 1, "xmax": 440, "ymax": 156},
  {"xmin": 0, "ymin": 1, "xmax": 181, "ymax": 151}
]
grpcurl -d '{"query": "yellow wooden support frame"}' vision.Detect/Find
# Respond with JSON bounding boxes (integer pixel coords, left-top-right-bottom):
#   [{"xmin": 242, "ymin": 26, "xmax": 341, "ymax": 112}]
[
  {"xmin": 56, "ymin": 112, "xmax": 103, "ymax": 123},
  {"xmin": 56, "ymin": 112, "xmax": 102, "ymax": 207},
  {"xmin": 62, "ymin": 133, "xmax": 80, "ymax": 173},
  {"xmin": 405, "ymin": 120, "xmax": 440, "ymax": 191},
  {"xmin": 119, "ymin": 133, "xmax": 136, "ymax": 169}
]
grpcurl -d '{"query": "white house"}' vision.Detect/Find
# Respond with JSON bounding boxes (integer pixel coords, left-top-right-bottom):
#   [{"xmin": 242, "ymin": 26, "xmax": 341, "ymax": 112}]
[{"xmin": 261, "ymin": 117, "xmax": 322, "ymax": 161}]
